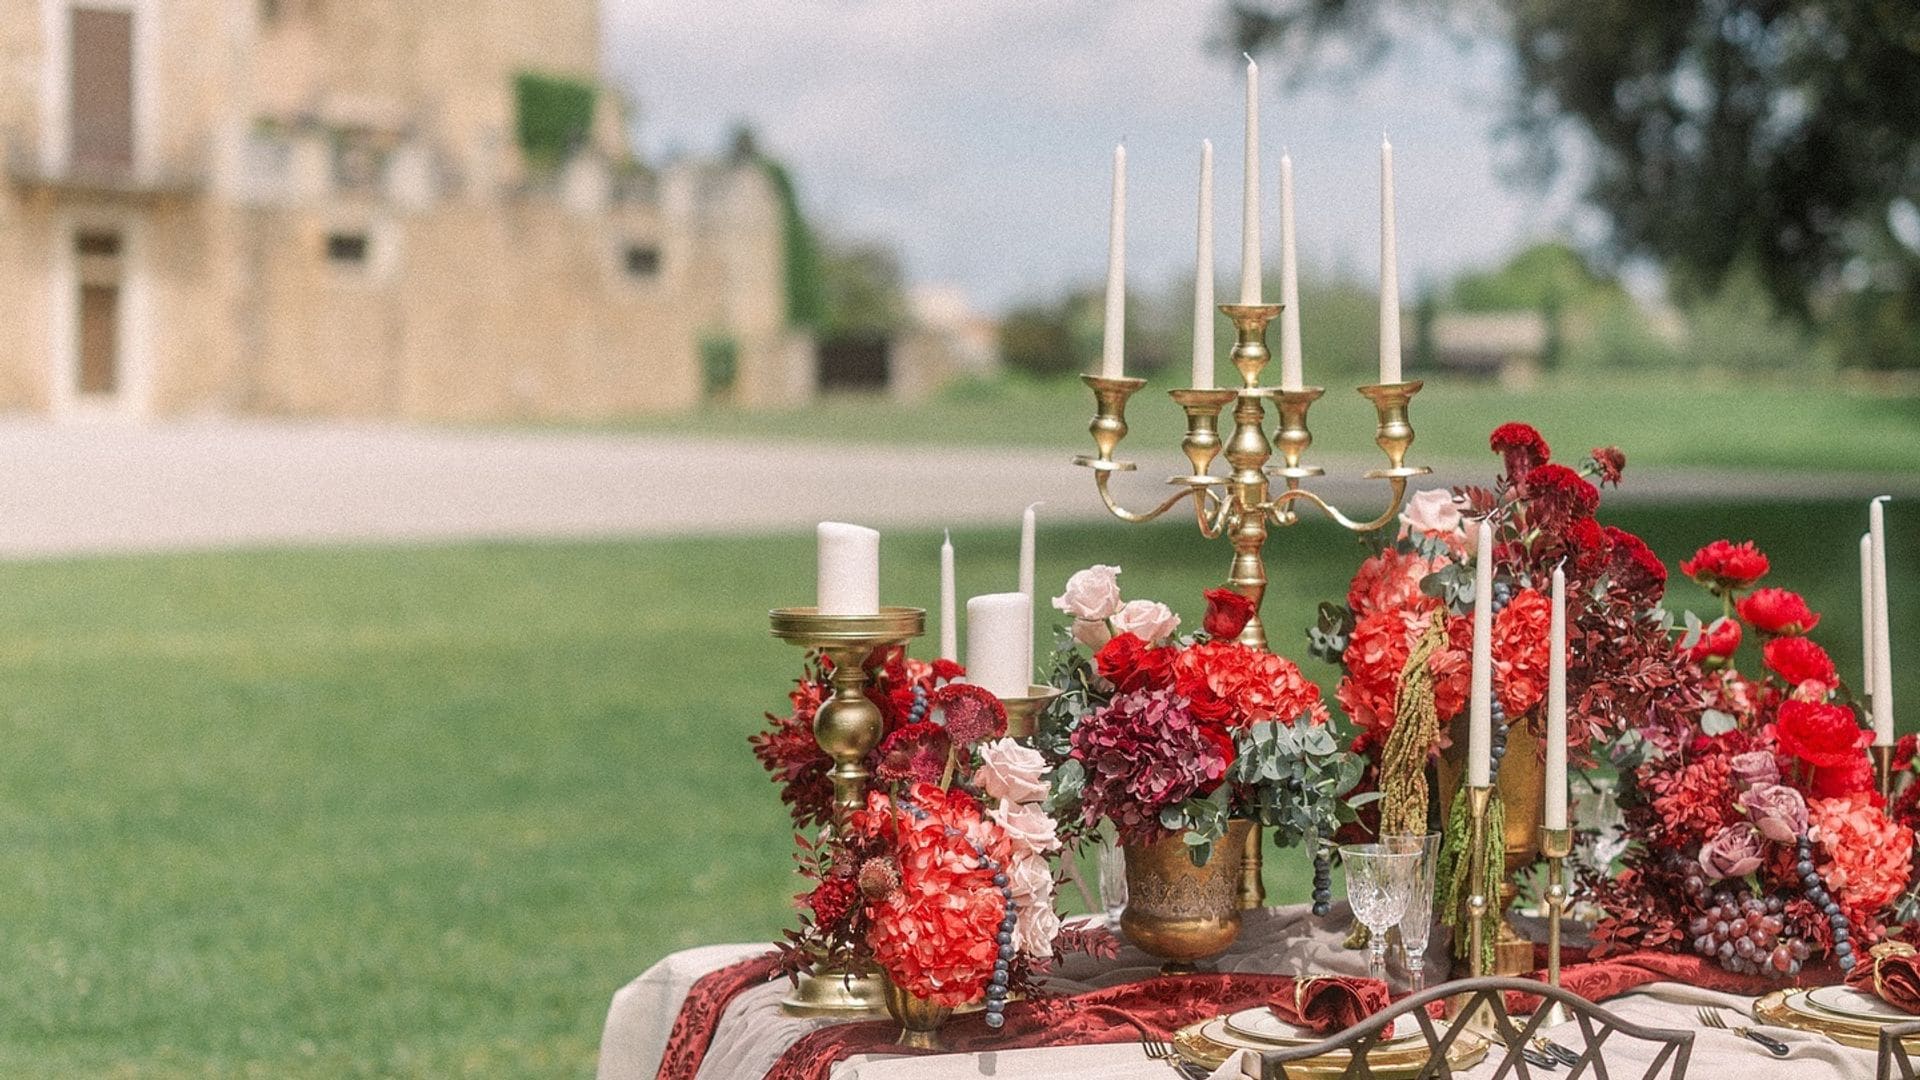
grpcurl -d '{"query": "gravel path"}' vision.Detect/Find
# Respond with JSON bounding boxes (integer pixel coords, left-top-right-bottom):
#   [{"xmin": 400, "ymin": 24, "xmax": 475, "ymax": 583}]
[{"xmin": 0, "ymin": 418, "xmax": 1910, "ymax": 558}]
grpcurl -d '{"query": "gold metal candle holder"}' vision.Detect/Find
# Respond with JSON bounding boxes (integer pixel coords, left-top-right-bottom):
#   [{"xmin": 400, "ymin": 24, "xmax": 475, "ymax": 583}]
[
  {"xmin": 769, "ymin": 605, "xmax": 926, "ymax": 1018},
  {"xmin": 1074, "ymin": 303, "xmax": 1429, "ymax": 908},
  {"xmin": 1451, "ymin": 783, "xmax": 1501, "ymax": 1035},
  {"xmin": 1000, "ymin": 684, "xmax": 1064, "ymax": 739},
  {"xmin": 1538, "ymin": 826, "xmax": 1575, "ymax": 1027},
  {"xmin": 1877, "ymin": 743, "xmax": 1895, "ymax": 801}
]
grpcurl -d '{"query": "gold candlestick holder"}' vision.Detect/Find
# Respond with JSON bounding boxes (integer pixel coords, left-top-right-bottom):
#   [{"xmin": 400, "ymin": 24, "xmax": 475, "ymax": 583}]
[
  {"xmin": 1074, "ymin": 303, "xmax": 1429, "ymax": 908},
  {"xmin": 1537, "ymin": 826, "xmax": 1575, "ymax": 1027},
  {"xmin": 1000, "ymin": 684, "xmax": 1064, "ymax": 739},
  {"xmin": 1451, "ymin": 783, "xmax": 1501, "ymax": 1035},
  {"xmin": 1876, "ymin": 742, "xmax": 1895, "ymax": 801},
  {"xmin": 769, "ymin": 605, "xmax": 926, "ymax": 1018}
]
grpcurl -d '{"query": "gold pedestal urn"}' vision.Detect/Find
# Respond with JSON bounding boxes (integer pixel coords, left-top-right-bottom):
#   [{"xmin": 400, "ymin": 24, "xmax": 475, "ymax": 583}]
[
  {"xmin": 769, "ymin": 605, "xmax": 926, "ymax": 1017},
  {"xmin": 881, "ymin": 975, "xmax": 955, "ymax": 1052},
  {"xmin": 1120, "ymin": 819, "xmax": 1255, "ymax": 973}
]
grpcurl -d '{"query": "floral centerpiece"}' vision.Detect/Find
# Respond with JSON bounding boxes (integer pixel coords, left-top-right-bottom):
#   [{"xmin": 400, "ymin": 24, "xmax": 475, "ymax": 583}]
[{"xmin": 1584, "ymin": 539, "xmax": 1915, "ymax": 979}]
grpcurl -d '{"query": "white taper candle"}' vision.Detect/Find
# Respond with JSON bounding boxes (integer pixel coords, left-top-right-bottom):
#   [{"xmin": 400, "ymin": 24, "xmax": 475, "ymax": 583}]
[
  {"xmin": 1545, "ymin": 567, "xmax": 1568, "ymax": 830},
  {"xmin": 1278, "ymin": 149, "xmax": 1302, "ymax": 391},
  {"xmin": 1240, "ymin": 55, "xmax": 1261, "ymax": 305},
  {"xmin": 1018, "ymin": 503, "xmax": 1041, "ymax": 680},
  {"xmin": 1100, "ymin": 143, "xmax": 1126, "ymax": 378},
  {"xmin": 1871, "ymin": 497, "xmax": 1895, "ymax": 746},
  {"xmin": 1862, "ymin": 531, "xmax": 1877, "ymax": 699},
  {"xmin": 816, "ymin": 522, "xmax": 879, "ymax": 616},
  {"xmin": 1468, "ymin": 521, "xmax": 1494, "ymax": 788},
  {"xmin": 967, "ymin": 592, "xmax": 1032, "ymax": 700},
  {"xmin": 1379, "ymin": 136, "xmax": 1402, "ymax": 384},
  {"xmin": 1191, "ymin": 140, "xmax": 1216, "ymax": 389},
  {"xmin": 939, "ymin": 530, "xmax": 957, "ymax": 661}
]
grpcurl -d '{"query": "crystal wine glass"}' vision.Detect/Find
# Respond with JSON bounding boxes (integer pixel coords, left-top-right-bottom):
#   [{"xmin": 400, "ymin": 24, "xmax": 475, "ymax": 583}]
[
  {"xmin": 1340, "ymin": 843, "xmax": 1422, "ymax": 985},
  {"xmin": 1381, "ymin": 832, "xmax": 1442, "ymax": 991},
  {"xmin": 1096, "ymin": 825, "xmax": 1127, "ymax": 924}
]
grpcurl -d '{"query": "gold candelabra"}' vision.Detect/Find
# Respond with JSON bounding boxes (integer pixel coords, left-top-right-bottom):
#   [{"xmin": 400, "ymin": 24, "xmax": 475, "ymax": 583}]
[
  {"xmin": 1074, "ymin": 302, "xmax": 1429, "ymax": 906},
  {"xmin": 1538, "ymin": 826, "xmax": 1575, "ymax": 1027},
  {"xmin": 769, "ymin": 605, "xmax": 926, "ymax": 1017}
]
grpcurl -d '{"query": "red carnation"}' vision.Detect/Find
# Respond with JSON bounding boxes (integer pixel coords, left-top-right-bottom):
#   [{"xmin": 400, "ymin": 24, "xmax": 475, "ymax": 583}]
[
  {"xmin": 1763, "ymin": 636, "xmax": 1836, "ymax": 689},
  {"xmin": 1094, "ymin": 632, "xmax": 1176, "ymax": 694},
  {"xmin": 1604, "ymin": 526, "xmax": 1667, "ymax": 600},
  {"xmin": 806, "ymin": 876, "xmax": 858, "ymax": 927},
  {"xmin": 1688, "ymin": 616, "xmax": 1742, "ymax": 666},
  {"xmin": 1737, "ymin": 588, "xmax": 1821, "ymax": 636},
  {"xmin": 1490, "ymin": 422, "xmax": 1551, "ymax": 482},
  {"xmin": 935, "ymin": 683, "xmax": 1007, "ymax": 745},
  {"xmin": 875, "ymin": 723, "xmax": 951, "ymax": 784},
  {"xmin": 1527, "ymin": 464, "xmax": 1601, "ymax": 530},
  {"xmin": 1774, "ymin": 699, "xmax": 1870, "ymax": 771},
  {"xmin": 1681, "ymin": 540, "xmax": 1771, "ymax": 594},
  {"xmin": 1203, "ymin": 587, "xmax": 1257, "ymax": 641},
  {"xmin": 1590, "ymin": 446, "xmax": 1626, "ymax": 487}
]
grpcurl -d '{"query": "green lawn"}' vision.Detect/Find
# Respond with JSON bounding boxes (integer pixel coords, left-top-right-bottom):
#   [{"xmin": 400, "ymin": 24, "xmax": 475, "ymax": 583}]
[
  {"xmin": 624, "ymin": 373, "xmax": 1920, "ymax": 475},
  {"xmin": 2, "ymin": 500, "xmax": 1914, "ymax": 1076}
]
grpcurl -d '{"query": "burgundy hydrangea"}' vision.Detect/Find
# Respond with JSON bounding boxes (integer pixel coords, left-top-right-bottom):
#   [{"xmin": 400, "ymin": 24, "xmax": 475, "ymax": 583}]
[{"xmin": 1069, "ymin": 688, "xmax": 1229, "ymax": 845}]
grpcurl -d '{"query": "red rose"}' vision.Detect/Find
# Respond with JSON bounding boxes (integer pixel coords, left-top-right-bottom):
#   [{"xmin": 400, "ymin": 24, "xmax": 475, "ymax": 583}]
[
  {"xmin": 1195, "ymin": 726, "xmax": 1239, "ymax": 793},
  {"xmin": 1774, "ymin": 699, "xmax": 1870, "ymax": 771},
  {"xmin": 1526, "ymin": 464, "xmax": 1601, "ymax": 529},
  {"xmin": 1094, "ymin": 632, "xmax": 1175, "ymax": 694},
  {"xmin": 1589, "ymin": 446, "xmax": 1626, "ymax": 486},
  {"xmin": 1490, "ymin": 422, "xmax": 1551, "ymax": 482},
  {"xmin": 1763, "ymin": 636, "xmax": 1836, "ymax": 688},
  {"xmin": 1681, "ymin": 540, "xmax": 1771, "ymax": 594},
  {"xmin": 1688, "ymin": 616, "xmax": 1742, "ymax": 666},
  {"xmin": 1737, "ymin": 588, "xmax": 1821, "ymax": 636},
  {"xmin": 1604, "ymin": 526, "xmax": 1667, "ymax": 600},
  {"xmin": 1202, "ymin": 587, "xmax": 1257, "ymax": 640}
]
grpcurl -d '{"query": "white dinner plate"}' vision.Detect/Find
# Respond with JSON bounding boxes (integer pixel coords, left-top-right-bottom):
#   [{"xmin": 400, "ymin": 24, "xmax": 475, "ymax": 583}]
[
  {"xmin": 1805, "ymin": 985, "xmax": 1915, "ymax": 1024},
  {"xmin": 1220, "ymin": 1007, "xmax": 1410, "ymax": 1045}
]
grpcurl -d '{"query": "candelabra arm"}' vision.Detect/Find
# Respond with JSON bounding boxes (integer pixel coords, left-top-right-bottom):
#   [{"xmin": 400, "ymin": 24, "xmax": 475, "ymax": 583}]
[
  {"xmin": 1266, "ymin": 475, "xmax": 1412, "ymax": 533},
  {"xmin": 1092, "ymin": 470, "xmax": 1218, "ymax": 525}
]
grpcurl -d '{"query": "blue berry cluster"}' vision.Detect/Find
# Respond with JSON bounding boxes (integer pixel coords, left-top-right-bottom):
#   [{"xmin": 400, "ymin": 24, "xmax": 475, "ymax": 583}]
[
  {"xmin": 1487, "ymin": 581, "xmax": 1513, "ymax": 784},
  {"xmin": 1795, "ymin": 837, "xmax": 1856, "ymax": 971},
  {"xmin": 1311, "ymin": 852, "xmax": 1332, "ymax": 916},
  {"xmin": 908, "ymin": 684, "xmax": 930, "ymax": 723},
  {"xmin": 900, "ymin": 796, "xmax": 1019, "ymax": 1029}
]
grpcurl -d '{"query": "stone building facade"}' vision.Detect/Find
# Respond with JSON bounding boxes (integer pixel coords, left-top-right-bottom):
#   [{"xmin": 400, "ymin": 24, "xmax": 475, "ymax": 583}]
[{"xmin": 0, "ymin": 0, "xmax": 801, "ymax": 421}]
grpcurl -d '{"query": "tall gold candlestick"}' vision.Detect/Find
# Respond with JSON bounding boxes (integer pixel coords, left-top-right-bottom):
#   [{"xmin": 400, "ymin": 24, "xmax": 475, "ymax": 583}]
[
  {"xmin": 1538, "ymin": 826, "xmax": 1575, "ymax": 1027},
  {"xmin": 1451, "ymin": 783, "xmax": 1501, "ymax": 1034},
  {"xmin": 1877, "ymin": 743, "xmax": 1895, "ymax": 802}
]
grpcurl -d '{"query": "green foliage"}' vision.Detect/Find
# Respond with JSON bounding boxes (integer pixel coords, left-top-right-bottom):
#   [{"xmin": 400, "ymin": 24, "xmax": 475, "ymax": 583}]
[
  {"xmin": 999, "ymin": 303, "xmax": 1082, "ymax": 378},
  {"xmin": 1683, "ymin": 265, "xmax": 1826, "ymax": 374},
  {"xmin": 512, "ymin": 72, "xmax": 596, "ymax": 170},
  {"xmin": 1227, "ymin": 719, "xmax": 1368, "ymax": 850},
  {"xmin": 1451, "ymin": 242, "xmax": 1612, "ymax": 314},
  {"xmin": 817, "ymin": 243, "xmax": 909, "ymax": 338},
  {"xmin": 756, "ymin": 157, "xmax": 827, "ymax": 330},
  {"xmin": 699, "ymin": 333, "xmax": 739, "ymax": 396}
]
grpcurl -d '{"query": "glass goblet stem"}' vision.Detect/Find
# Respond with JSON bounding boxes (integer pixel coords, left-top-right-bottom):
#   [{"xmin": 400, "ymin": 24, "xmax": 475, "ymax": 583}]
[{"xmin": 1367, "ymin": 934, "xmax": 1389, "ymax": 984}]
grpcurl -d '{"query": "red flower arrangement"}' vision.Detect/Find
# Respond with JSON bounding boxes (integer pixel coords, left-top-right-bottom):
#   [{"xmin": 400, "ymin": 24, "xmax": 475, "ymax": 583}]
[
  {"xmin": 1764, "ymin": 636, "xmax": 1837, "ymax": 688},
  {"xmin": 1738, "ymin": 588, "xmax": 1822, "ymax": 636},
  {"xmin": 1683, "ymin": 540, "xmax": 1771, "ymax": 593}
]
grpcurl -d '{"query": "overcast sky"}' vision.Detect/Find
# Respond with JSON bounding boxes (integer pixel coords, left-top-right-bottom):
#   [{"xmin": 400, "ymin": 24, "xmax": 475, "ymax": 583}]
[{"xmin": 603, "ymin": 2, "xmax": 1591, "ymax": 313}]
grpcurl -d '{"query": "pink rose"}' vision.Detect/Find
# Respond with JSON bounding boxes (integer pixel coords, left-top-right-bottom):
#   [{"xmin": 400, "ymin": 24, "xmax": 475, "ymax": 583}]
[
  {"xmin": 1728, "ymin": 750, "xmax": 1781, "ymax": 789},
  {"xmin": 1110, "ymin": 599, "xmax": 1180, "ymax": 645},
  {"xmin": 973, "ymin": 738, "xmax": 1048, "ymax": 805},
  {"xmin": 1399, "ymin": 488, "xmax": 1464, "ymax": 540},
  {"xmin": 1014, "ymin": 898, "xmax": 1061, "ymax": 957},
  {"xmin": 1071, "ymin": 617, "xmax": 1113, "ymax": 650},
  {"xmin": 1698, "ymin": 823, "xmax": 1766, "ymax": 881},
  {"xmin": 1006, "ymin": 852, "xmax": 1052, "ymax": 902},
  {"xmin": 1739, "ymin": 782, "xmax": 1808, "ymax": 844},
  {"xmin": 1053, "ymin": 565, "xmax": 1123, "ymax": 621},
  {"xmin": 991, "ymin": 800, "xmax": 1060, "ymax": 856}
]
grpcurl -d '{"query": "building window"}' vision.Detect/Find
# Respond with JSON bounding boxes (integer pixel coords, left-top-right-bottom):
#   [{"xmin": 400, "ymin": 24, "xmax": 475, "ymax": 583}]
[
  {"xmin": 623, "ymin": 245, "xmax": 660, "ymax": 279},
  {"xmin": 76, "ymin": 231, "xmax": 123, "ymax": 257},
  {"xmin": 326, "ymin": 232, "xmax": 369, "ymax": 266},
  {"xmin": 74, "ymin": 229, "xmax": 126, "ymax": 397}
]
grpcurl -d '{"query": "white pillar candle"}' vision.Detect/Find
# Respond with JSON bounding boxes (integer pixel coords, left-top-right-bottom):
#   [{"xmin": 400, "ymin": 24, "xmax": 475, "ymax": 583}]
[
  {"xmin": 1191, "ymin": 140, "xmax": 1216, "ymax": 389},
  {"xmin": 1871, "ymin": 497, "xmax": 1895, "ymax": 746},
  {"xmin": 1545, "ymin": 567, "xmax": 1568, "ymax": 830},
  {"xmin": 967, "ymin": 592, "xmax": 1032, "ymax": 700},
  {"xmin": 1378, "ymin": 136, "xmax": 1402, "ymax": 385},
  {"xmin": 1278, "ymin": 150, "xmax": 1302, "ymax": 391},
  {"xmin": 1240, "ymin": 55, "xmax": 1262, "ymax": 305},
  {"xmin": 817, "ymin": 522, "xmax": 879, "ymax": 616},
  {"xmin": 1100, "ymin": 143, "xmax": 1126, "ymax": 379},
  {"xmin": 939, "ymin": 530, "xmax": 957, "ymax": 661},
  {"xmin": 1862, "ymin": 531, "xmax": 1877, "ymax": 698},
  {"xmin": 1018, "ymin": 502, "xmax": 1041, "ymax": 679},
  {"xmin": 1468, "ymin": 521, "xmax": 1494, "ymax": 788}
]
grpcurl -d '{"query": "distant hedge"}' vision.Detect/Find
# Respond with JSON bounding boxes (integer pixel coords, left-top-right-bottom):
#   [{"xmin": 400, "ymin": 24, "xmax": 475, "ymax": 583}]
[{"xmin": 514, "ymin": 72, "xmax": 597, "ymax": 170}]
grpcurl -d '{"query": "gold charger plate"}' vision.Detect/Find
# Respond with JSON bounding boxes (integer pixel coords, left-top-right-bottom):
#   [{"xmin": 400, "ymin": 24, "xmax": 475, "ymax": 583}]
[
  {"xmin": 1755, "ymin": 989, "xmax": 1920, "ymax": 1052},
  {"xmin": 1175, "ymin": 1016, "xmax": 1488, "ymax": 1078}
]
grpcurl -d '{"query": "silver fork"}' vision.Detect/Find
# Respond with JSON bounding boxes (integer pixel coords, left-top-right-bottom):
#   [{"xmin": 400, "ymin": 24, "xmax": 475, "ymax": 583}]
[
  {"xmin": 1698, "ymin": 1006, "xmax": 1790, "ymax": 1058},
  {"xmin": 1139, "ymin": 1028, "xmax": 1180, "ymax": 1064}
]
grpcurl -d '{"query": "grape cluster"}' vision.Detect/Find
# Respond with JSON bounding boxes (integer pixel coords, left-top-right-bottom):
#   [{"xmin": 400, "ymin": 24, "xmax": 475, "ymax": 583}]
[
  {"xmin": 1311, "ymin": 852, "xmax": 1332, "ymax": 917},
  {"xmin": 1794, "ymin": 837, "xmax": 1856, "ymax": 972},
  {"xmin": 1487, "ymin": 581, "xmax": 1513, "ymax": 782},
  {"xmin": 1681, "ymin": 874, "xmax": 1811, "ymax": 977}
]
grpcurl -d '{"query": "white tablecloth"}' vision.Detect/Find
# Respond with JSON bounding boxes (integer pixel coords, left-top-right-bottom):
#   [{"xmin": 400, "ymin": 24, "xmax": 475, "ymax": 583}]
[{"xmin": 597, "ymin": 906, "xmax": 1881, "ymax": 1080}]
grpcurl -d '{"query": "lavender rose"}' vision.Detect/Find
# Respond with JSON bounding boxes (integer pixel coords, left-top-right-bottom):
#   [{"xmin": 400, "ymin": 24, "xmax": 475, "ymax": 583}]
[
  {"xmin": 1728, "ymin": 750, "xmax": 1782, "ymax": 789},
  {"xmin": 1698, "ymin": 823, "xmax": 1766, "ymax": 881},
  {"xmin": 1739, "ymin": 782, "xmax": 1808, "ymax": 844}
]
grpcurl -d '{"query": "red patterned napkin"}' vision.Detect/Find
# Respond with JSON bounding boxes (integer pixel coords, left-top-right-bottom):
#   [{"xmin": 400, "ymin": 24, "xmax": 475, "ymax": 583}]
[
  {"xmin": 1845, "ymin": 942, "xmax": 1920, "ymax": 1014},
  {"xmin": 1266, "ymin": 976, "xmax": 1391, "ymax": 1035}
]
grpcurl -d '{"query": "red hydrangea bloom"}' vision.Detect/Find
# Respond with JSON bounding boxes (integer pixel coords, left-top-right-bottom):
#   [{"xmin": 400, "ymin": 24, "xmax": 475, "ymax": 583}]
[
  {"xmin": 1642, "ymin": 751, "xmax": 1736, "ymax": 851},
  {"xmin": 1492, "ymin": 588, "xmax": 1553, "ymax": 719},
  {"xmin": 1526, "ymin": 464, "xmax": 1601, "ymax": 530},
  {"xmin": 1346, "ymin": 547, "xmax": 1443, "ymax": 620},
  {"xmin": 1687, "ymin": 617, "xmax": 1742, "ymax": 665},
  {"xmin": 1737, "ymin": 588, "xmax": 1821, "ymax": 636},
  {"xmin": 1762, "ymin": 636, "xmax": 1837, "ymax": 689},
  {"xmin": 1094, "ymin": 632, "xmax": 1176, "ymax": 694},
  {"xmin": 874, "ymin": 723, "xmax": 951, "ymax": 784},
  {"xmin": 1172, "ymin": 639, "xmax": 1330, "ymax": 728},
  {"xmin": 1809, "ymin": 790, "xmax": 1915, "ymax": 928},
  {"xmin": 1773, "ymin": 699, "xmax": 1870, "ymax": 771},
  {"xmin": 863, "ymin": 783, "xmax": 1011, "ymax": 1006},
  {"xmin": 1336, "ymin": 601, "xmax": 1470, "ymax": 738},
  {"xmin": 1681, "ymin": 540, "xmax": 1771, "ymax": 593},
  {"xmin": 1069, "ymin": 688, "xmax": 1230, "ymax": 844},
  {"xmin": 1590, "ymin": 446, "xmax": 1626, "ymax": 487},
  {"xmin": 1604, "ymin": 526, "xmax": 1667, "ymax": 600},
  {"xmin": 935, "ymin": 683, "xmax": 1007, "ymax": 745},
  {"xmin": 1490, "ymin": 422, "xmax": 1551, "ymax": 482},
  {"xmin": 1202, "ymin": 587, "xmax": 1256, "ymax": 640}
]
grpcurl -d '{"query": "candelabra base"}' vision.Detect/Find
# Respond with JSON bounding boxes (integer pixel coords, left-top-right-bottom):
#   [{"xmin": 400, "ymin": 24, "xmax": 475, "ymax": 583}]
[{"xmin": 1000, "ymin": 684, "xmax": 1064, "ymax": 739}]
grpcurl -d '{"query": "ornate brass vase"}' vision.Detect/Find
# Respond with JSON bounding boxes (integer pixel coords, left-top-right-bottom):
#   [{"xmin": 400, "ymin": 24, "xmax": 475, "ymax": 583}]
[
  {"xmin": 1436, "ymin": 721, "xmax": 1544, "ymax": 975},
  {"xmin": 881, "ymin": 974, "xmax": 955, "ymax": 1051},
  {"xmin": 1120, "ymin": 818, "xmax": 1254, "ymax": 973}
]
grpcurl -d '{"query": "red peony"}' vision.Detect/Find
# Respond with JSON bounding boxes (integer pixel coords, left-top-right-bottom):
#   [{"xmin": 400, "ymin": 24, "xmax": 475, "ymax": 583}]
[
  {"xmin": 1336, "ymin": 602, "xmax": 1470, "ymax": 737},
  {"xmin": 1737, "ymin": 588, "xmax": 1821, "ymax": 636},
  {"xmin": 1762, "ymin": 636, "xmax": 1836, "ymax": 689},
  {"xmin": 1526, "ymin": 464, "xmax": 1601, "ymax": 530},
  {"xmin": 1809, "ymin": 791, "xmax": 1914, "ymax": 928},
  {"xmin": 1202, "ymin": 587, "xmax": 1256, "ymax": 640},
  {"xmin": 874, "ymin": 723, "xmax": 951, "ymax": 784},
  {"xmin": 1346, "ymin": 547, "xmax": 1443, "ymax": 620},
  {"xmin": 1490, "ymin": 422, "xmax": 1551, "ymax": 482},
  {"xmin": 1094, "ymin": 632, "xmax": 1176, "ymax": 694},
  {"xmin": 1590, "ymin": 446, "xmax": 1626, "ymax": 487},
  {"xmin": 1604, "ymin": 526, "xmax": 1667, "ymax": 600},
  {"xmin": 1687, "ymin": 617, "xmax": 1742, "ymax": 665},
  {"xmin": 1773, "ymin": 699, "xmax": 1870, "ymax": 771},
  {"xmin": 935, "ymin": 683, "xmax": 1008, "ymax": 745},
  {"xmin": 1173, "ymin": 639, "xmax": 1330, "ymax": 728},
  {"xmin": 1069, "ymin": 689, "xmax": 1230, "ymax": 844},
  {"xmin": 1492, "ymin": 588, "xmax": 1553, "ymax": 719},
  {"xmin": 1681, "ymin": 540, "xmax": 1771, "ymax": 594}
]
